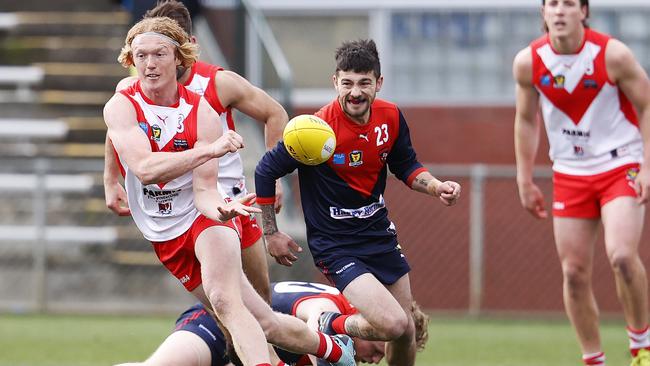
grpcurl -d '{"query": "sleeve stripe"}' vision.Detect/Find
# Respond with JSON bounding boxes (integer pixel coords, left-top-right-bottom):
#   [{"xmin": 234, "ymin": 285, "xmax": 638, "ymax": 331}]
[
  {"xmin": 256, "ymin": 196, "xmax": 276, "ymax": 205},
  {"xmin": 406, "ymin": 167, "xmax": 428, "ymax": 187}
]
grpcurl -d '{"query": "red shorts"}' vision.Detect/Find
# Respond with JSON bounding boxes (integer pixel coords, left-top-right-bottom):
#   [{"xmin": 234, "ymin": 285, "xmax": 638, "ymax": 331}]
[
  {"xmin": 239, "ymin": 213, "xmax": 263, "ymax": 249},
  {"xmin": 151, "ymin": 214, "xmax": 241, "ymax": 291},
  {"xmin": 553, "ymin": 163, "xmax": 640, "ymax": 219}
]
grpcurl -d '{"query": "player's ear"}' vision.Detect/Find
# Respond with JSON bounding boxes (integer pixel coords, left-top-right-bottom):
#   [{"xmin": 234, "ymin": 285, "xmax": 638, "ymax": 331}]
[
  {"xmin": 332, "ymin": 74, "xmax": 338, "ymax": 88},
  {"xmin": 376, "ymin": 75, "xmax": 384, "ymax": 93}
]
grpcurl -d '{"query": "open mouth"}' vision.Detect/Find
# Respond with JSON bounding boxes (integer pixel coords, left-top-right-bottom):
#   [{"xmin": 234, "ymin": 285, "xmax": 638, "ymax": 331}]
[{"xmin": 347, "ymin": 98, "xmax": 366, "ymax": 105}]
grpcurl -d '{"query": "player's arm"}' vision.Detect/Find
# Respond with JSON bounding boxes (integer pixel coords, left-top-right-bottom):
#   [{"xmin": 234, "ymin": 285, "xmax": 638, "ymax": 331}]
[
  {"xmin": 193, "ymin": 98, "xmax": 260, "ymax": 221},
  {"xmin": 104, "ymin": 94, "xmax": 241, "ymax": 185},
  {"xmin": 513, "ymin": 47, "xmax": 547, "ymax": 218},
  {"xmin": 103, "ymin": 76, "xmax": 140, "ymax": 216},
  {"xmin": 216, "ymin": 70, "xmax": 289, "ymax": 212},
  {"xmin": 606, "ymin": 39, "xmax": 650, "ymax": 203},
  {"xmin": 388, "ymin": 110, "xmax": 461, "ymax": 206},
  {"xmin": 255, "ymin": 143, "xmax": 301, "ymax": 266}
]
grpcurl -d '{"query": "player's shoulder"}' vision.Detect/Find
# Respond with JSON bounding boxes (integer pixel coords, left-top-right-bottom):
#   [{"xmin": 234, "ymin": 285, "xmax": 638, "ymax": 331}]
[
  {"xmin": 315, "ymin": 99, "xmax": 339, "ymax": 121},
  {"xmin": 513, "ymin": 46, "xmax": 533, "ymax": 84},
  {"xmin": 115, "ymin": 76, "xmax": 138, "ymax": 92}
]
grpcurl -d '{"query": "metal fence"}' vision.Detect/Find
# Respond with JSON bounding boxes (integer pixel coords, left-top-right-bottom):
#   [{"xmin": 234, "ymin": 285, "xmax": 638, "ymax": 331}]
[{"xmin": 3, "ymin": 160, "xmax": 646, "ymax": 315}]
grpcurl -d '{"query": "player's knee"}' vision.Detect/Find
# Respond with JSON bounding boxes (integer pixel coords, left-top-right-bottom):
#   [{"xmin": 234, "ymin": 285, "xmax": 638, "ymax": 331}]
[
  {"xmin": 205, "ymin": 288, "xmax": 238, "ymax": 317},
  {"xmin": 562, "ymin": 263, "xmax": 590, "ymax": 290},
  {"xmin": 610, "ymin": 252, "xmax": 636, "ymax": 284},
  {"xmin": 379, "ymin": 311, "xmax": 409, "ymax": 339},
  {"xmin": 257, "ymin": 311, "xmax": 282, "ymax": 341}
]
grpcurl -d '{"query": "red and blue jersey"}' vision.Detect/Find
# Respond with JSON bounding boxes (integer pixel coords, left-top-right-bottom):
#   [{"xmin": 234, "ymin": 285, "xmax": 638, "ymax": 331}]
[{"xmin": 255, "ymin": 98, "xmax": 426, "ymax": 259}]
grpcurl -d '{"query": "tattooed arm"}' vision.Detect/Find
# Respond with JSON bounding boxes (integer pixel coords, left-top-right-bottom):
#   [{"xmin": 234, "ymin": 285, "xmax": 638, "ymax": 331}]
[
  {"xmin": 259, "ymin": 203, "xmax": 302, "ymax": 266},
  {"xmin": 411, "ymin": 171, "xmax": 461, "ymax": 206}
]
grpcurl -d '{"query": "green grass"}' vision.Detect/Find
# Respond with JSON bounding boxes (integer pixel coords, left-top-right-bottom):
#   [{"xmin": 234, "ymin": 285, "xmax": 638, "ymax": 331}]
[{"xmin": 0, "ymin": 313, "xmax": 634, "ymax": 366}]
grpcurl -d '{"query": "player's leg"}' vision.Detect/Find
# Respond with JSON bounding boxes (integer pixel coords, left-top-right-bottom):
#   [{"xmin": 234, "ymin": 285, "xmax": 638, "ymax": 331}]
[
  {"xmin": 554, "ymin": 217, "xmax": 601, "ymax": 355},
  {"xmin": 144, "ymin": 331, "xmax": 214, "ymax": 366},
  {"xmin": 238, "ymin": 273, "xmax": 355, "ymax": 364},
  {"xmin": 193, "ymin": 225, "xmax": 270, "ymax": 365},
  {"xmin": 384, "ymin": 274, "xmax": 417, "ymax": 366},
  {"xmin": 601, "ymin": 196, "xmax": 649, "ymax": 354},
  {"xmin": 339, "ymin": 273, "xmax": 409, "ymax": 341},
  {"xmin": 241, "ymin": 234, "xmax": 271, "ymax": 303}
]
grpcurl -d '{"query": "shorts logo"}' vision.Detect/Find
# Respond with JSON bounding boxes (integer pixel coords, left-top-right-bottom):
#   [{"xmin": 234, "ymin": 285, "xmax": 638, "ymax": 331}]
[
  {"xmin": 627, "ymin": 168, "xmax": 639, "ymax": 181},
  {"xmin": 553, "ymin": 201, "xmax": 565, "ymax": 210},
  {"xmin": 151, "ymin": 124, "xmax": 162, "ymax": 141},
  {"xmin": 349, "ymin": 150, "xmax": 363, "ymax": 167},
  {"xmin": 179, "ymin": 274, "xmax": 190, "ymax": 284},
  {"xmin": 335, "ymin": 262, "xmax": 356, "ymax": 275}
]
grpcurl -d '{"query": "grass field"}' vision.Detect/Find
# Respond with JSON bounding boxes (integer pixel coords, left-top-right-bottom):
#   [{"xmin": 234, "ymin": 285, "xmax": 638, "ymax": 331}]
[{"xmin": 0, "ymin": 313, "xmax": 634, "ymax": 366}]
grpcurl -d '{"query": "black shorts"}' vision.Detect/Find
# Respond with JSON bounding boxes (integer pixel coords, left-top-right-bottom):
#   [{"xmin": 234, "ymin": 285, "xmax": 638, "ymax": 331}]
[
  {"xmin": 174, "ymin": 303, "xmax": 229, "ymax": 366},
  {"xmin": 315, "ymin": 245, "xmax": 411, "ymax": 291}
]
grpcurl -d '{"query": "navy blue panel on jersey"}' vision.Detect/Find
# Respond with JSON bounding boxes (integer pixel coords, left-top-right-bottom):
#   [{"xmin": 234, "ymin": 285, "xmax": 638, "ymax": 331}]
[
  {"xmin": 255, "ymin": 102, "xmax": 424, "ymax": 263},
  {"xmin": 174, "ymin": 303, "xmax": 229, "ymax": 366}
]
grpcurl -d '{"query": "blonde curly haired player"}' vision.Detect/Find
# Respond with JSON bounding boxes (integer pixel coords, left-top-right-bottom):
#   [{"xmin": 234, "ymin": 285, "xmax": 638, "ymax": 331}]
[{"xmin": 103, "ymin": 16, "xmax": 355, "ymax": 366}]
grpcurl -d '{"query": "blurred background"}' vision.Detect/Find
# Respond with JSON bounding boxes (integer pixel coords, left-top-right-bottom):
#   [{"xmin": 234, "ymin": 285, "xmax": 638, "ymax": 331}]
[{"xmin": 1, "ymin": 0, "xmax": 650, "ymax": 364}]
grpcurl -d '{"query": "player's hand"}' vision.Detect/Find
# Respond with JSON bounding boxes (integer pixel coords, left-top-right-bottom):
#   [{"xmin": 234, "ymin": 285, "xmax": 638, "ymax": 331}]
[
  {"xmin": 104, "ymin": 181, "xmax": 131, "ymax": 216},
  {"xmin": 265, "ymin": 231, "xmax": 302, "ymax": 267},
  {"xmin": 429, "ymin": 180, "xmax": 461, "ymax": 206},
  {"xmin": 634, "ymin": 165, "xmax": 650, "ymax": 204},
  {"xmin": 212, "ymin": 130, "xmax": 244, "ymax": 158},
  {"xmin": 517, "ymin": 181, "xmax": 548, "ymax": 219},
  {"xmin": 216, "ymin": 193, "xmax": 261, "ymax": 221},
  {"xmin": 274, "ymin": 180, "xmax": 284, "ymax": 214}
]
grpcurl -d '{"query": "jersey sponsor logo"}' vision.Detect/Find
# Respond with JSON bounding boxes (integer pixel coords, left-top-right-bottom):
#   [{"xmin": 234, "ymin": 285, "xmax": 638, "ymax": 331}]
[
  {"xmin": 142, "ymin": 187, "xmax": 181, "ymax": 199},
  {"xmin": 151, "ymin": 124, "xmax": 162, "ymax": 141},
  {"xmin": 349, "ymin": 150, "xmax": 363, "ymax": 167},
  {"xmin": 562, "ymin": 128, "xmax": 590, "ymax": 139},
  {"xmin": 138, "ymin": 122, "xmax": 149, "ymax": 134},
  {"xmin": 333, "ymin": 153, "xmax": 345, "ymax": 165},
  {"xmin": 540, "ymin": 74, "xmax": 552, "ymax": 87},
  {"xmin": 173, "ymin": 139, "xmax": 189, "ymax": 151},
  {"xmin": 583, "ymin": 79, "xmax": 598, "ymax": 89},
  {"xmin": 329, "ymin": 195, "xmax": 385, "ymax": 219}
]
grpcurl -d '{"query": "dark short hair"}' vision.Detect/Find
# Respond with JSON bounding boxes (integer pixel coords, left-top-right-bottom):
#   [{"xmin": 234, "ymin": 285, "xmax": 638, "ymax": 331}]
[
  {"xmin": 145, "ymin": 0, "xmax": 192, "ymax": 35},
  {"xmin": 335, "ymin": 39, "xmax": 381, "ymax": 79}
]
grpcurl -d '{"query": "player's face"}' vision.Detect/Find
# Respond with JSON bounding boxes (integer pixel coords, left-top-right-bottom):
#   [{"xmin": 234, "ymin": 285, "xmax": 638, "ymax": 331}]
[
  {"xmin": 542, "ymin": 0, "xmax": 587, "ymax": 38},
  {"xmin": 131, "ymin": 35, "xmax": 180, "ymax": 89},
  {"xmin": 353, "ymin": 338, "xmax": 385, "ymax": 364},
  {"xmin": 334, "ymin": 70, "xmax": 383, "ymax": 124}
]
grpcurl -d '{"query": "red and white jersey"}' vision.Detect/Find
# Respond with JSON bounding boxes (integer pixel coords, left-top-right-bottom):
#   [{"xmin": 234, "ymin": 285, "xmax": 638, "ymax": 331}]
[
  {"xmin": 531, "ymin": 29, "xmax": 643, "ymax": 175},
  {"xmin": 184, "ymin": 61, "xmax": 246, "ymax": 198},
  {"xmin": 117, "ymin": 81, "xmax": 225, "ymax": 241}
]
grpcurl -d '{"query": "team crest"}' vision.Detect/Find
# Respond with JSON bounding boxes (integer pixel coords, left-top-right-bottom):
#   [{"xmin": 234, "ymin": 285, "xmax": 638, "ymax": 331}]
[
  {"xmin": 158, "ymin": 202, "xmax": 172, "ymax": 215},
  {"xmin": 151, "ymin": 124, "xmax": 162, "ymax": 141},
  {"xmin": 553, "ymin": 75, "xmax": 565, "ymax": 88},
  {"xmin": 349, "ymin": 150, "xmax": 363, "ymax": 167}
]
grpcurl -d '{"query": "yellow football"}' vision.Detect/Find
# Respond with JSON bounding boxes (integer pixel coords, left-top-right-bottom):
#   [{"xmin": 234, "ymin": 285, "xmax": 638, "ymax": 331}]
[{"xmin": 282, "ymin": 114, "xmax": 336, "ymax": 165}]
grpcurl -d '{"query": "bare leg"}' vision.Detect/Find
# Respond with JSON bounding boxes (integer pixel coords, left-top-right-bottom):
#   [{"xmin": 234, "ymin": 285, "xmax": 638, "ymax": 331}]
[
  {"xmin": 241, "ymin": 237, "xmax": 271, "ymax": 303},
  {"xmin": 341, "ymin": 274, "xmax": 410, "ymax": 341},
  {"xmin": 385, "ymin": 274, "xmax": 416, "ymax": 366},
  {"xmin": 554, "ymin": 217, "xmax": 601, "ymax": 354},
  {"xmin": 192, "ymin": 226, "xmax": 269, "ymax": 365},
  {"xmin": 602, "ymin": 197, "xmax": 648, "ymax": 330}
]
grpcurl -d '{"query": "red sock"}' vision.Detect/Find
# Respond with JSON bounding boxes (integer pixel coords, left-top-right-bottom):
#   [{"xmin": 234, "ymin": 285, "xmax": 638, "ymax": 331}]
[
  {"xmin": 314, "ymin": 332, "xmax": 343, "ymax": 362},
  {"xmin": 332, "ymin": 315, "xmax": 350, "ymax": 335},
  {"xmin": 582, "ymin": 351, "xmax": 605, "ymax": 365},
  {"xmin": 256, "ymin": 364, "xmax": 272, "ymax": 366},
  {"xmin": 276, "ymin": 362, "xmax": 287, "ymax": 366}
]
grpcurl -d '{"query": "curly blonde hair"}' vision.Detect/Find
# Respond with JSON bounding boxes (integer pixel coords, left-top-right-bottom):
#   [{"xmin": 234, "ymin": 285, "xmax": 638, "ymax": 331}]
[
  {"xmin": 412, "ymin": 301, "xmax": 429, "ymax": 351},
  {"xmin": 117, "ymin": 16, "xmax": 198, "ymax": 69}
]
